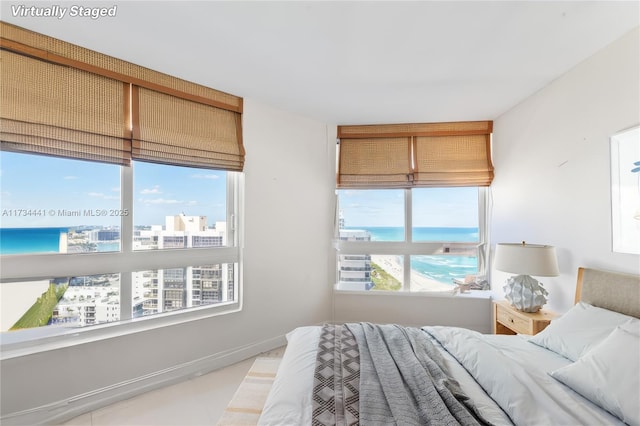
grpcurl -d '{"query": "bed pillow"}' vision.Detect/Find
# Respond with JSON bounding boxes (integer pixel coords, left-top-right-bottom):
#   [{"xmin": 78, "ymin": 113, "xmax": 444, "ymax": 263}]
[
  {"xmin": 529, "ymin": 301, "xmax": 637, "ymax": 361},
  {"xmin": 620, "ymin": 318, "xmax": 640, "ymax": 335},
  {"xmin": 549, "ymin": 327, "xmax": 640, "ymax": 426}
]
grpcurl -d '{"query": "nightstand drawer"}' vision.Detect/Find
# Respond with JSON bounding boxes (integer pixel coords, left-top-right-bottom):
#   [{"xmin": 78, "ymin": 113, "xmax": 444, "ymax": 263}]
[
  {"xmin": 493, "ymin": 300, "xmax": 556, "ymax": 335},
  {"xmin": 496, "ymin": 306, "xmax": 530, "ymax": 334}
]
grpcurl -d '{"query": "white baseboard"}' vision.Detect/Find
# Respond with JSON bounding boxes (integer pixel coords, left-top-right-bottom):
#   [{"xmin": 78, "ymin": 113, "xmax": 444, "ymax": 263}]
[{"xmin": 0, "ymin": 334, "xmax": 287, "ymax": 426}]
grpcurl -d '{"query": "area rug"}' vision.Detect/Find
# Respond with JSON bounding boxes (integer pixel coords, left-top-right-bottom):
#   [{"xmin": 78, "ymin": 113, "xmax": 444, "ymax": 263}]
[{"xmin": 216, "ymin": 357, "xmax": 282, "ymax": 425}]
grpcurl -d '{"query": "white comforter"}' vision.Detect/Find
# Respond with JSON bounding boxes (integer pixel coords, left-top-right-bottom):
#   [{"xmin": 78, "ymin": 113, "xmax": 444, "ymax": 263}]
[
  {"xmin": 259, "ymin": 325, "xmax": 624, "ymax": 426},
  {"xmin": 423, "ymin": 326, "xmax": 625, "ymax": 426}
]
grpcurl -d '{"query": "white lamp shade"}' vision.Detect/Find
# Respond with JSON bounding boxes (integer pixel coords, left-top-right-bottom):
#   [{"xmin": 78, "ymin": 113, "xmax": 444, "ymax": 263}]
[{"xmin": 494, "ymin": 243, "xmax": 559, "ymax": 277}]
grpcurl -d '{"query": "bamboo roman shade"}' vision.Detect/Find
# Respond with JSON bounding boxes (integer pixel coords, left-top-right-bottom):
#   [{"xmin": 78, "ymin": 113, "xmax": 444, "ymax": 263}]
[
  {"xmin": 0, "ymin": 21, "xmax": 244, "ymax": 171},
  {"xmin": 1, "ymin": 49, "xmax": 130, "ymax": 165},
  {"xmin": 337, "ymin": 121, "xmax": 494, "ymax": 188},
  {"xmin": 134, "ymin": 87, "xmax": 243, "ymax": 170}
]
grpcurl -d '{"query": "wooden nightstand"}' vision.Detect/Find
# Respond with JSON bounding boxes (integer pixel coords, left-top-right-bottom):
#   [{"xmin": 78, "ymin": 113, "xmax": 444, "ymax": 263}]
[{"xmin": 493, "ymin": 300, "xmax": 557, "ymax": 335}]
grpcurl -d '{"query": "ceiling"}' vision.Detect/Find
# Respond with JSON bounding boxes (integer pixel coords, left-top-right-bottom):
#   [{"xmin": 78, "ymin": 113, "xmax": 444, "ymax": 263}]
[{"xmin": 2, "ymin": 1, "xmax": 639, "ymax": 125}]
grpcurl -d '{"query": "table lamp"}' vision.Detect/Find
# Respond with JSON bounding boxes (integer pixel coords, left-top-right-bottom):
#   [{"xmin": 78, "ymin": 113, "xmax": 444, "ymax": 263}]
[{"xmin": 494, "ymin": 242, "xmax": 559, "ymax": 312}]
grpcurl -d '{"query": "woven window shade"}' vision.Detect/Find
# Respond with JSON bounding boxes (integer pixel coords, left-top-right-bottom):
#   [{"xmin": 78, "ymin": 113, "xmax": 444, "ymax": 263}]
[
  {"xmin": 337, "ymin": 121, "xmax": 493, "ymax": 188},
  {"xmin": 0, "ymin": 49, "xmax": 130, "ymax": 165},
  {"xmin": 134, "ymin": 87, "xmax": 244, "ymax": 170},
  {"xmin": 414, "ymin": 134, "xmax": 493, "ymax": 187},
  {"xmin": 338, "ymin": 137, "xmax": 413, "ymax": 187},
  {"xmin": 0, "ymin": 21, "xmax": 244, "ymax": 171}
]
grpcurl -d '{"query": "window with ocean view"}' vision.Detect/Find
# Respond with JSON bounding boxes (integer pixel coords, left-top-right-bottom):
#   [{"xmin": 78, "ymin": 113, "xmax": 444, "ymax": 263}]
[
  {"xmin": 335, "ymin": 120, "xmax": 493, "ymax": 293},
  {"xmin": 0, "ymin": 152, "xmax": 121, "ymax": 255},
  {"xmin": 336, "ymin": 187, "xmax": 484, "ymax": 292},
  {"xmin": 0, "ymin": 24, "xmax": 245, "ymax": 352},
  {"xmin": 0, "ymin": 155, "xmax": 241, "ymax": 337}
]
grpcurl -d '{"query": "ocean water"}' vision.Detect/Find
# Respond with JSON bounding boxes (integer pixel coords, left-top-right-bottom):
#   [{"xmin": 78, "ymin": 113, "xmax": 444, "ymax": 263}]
[
  {"xmin": 345, "ymin": 226, "xmax": 478, "ymax": 242},
  {"xmin": 0, "ymin": 227, "xmax": 68, "ymax": 255},
  {"xmin": 411, "ymin": 255, "xmax": 478, "ymax": 284},
  {"xmin": 345, "ymin": 226, "xmax": 479, "ymax": 284},
  {"xmin": 0, "ymin": 228, "xmax": 119, "ymax": 255}
]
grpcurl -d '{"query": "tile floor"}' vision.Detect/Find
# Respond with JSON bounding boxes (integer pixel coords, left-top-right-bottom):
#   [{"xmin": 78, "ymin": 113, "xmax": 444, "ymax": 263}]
[{"xmin": 59, "ymin": 347, "xmax": 286, "ymax": 426}]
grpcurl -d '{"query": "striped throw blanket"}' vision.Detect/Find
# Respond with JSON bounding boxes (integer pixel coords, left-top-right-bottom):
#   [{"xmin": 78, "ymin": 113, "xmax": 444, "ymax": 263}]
[{"xmin": 311, "ymin": 323, "xmax": 489, "ymax": 426}]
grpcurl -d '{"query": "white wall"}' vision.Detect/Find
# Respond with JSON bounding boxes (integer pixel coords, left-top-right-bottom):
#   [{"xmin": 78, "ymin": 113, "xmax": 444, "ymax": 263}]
[
  {"xmin": 241, "ymin": 99, "xmax": 336, "ymax": 331},
  {"xmin": 0, "ymin": 99, "xmax": 336, "ymax": 424},
  {"xmin": 490, "ymin": 27, "xmax": 640, "ymax": 314},
  {"xmin": 333, "ymin": 293, "xmax": 493, "ymax": 333}
]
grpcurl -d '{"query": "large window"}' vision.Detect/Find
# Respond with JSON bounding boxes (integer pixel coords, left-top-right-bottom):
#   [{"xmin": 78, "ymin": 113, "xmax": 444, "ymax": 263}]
[
  {"xmin": 0, "ymin": 153, "xmax": 242, "ymax": 339},
  {"xmin": 335, "ymin": 120, "xmax": 493, "ymax": 293},
  {"xmin": 337, "ymin": 187, "xmax": 486, "ymax": 292},
  {"xmin": 0, "ymin": 22, "xmax": 244, "ymax": 349}
]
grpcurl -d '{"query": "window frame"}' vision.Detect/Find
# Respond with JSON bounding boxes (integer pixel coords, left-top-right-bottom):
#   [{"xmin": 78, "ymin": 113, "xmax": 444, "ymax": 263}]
[
  {"xmin": 0, "ymin": 161, "xmax": 244, "ymax": 359},
  {"xmin": 335, "ymin": 187, "xmax": 488, "ymax": 292}
]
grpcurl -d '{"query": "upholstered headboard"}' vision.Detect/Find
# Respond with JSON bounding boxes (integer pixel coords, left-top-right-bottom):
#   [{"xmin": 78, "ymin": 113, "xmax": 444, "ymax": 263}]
[{"xmin": 575, "ymin": 267, "xmax": 640, "ymax": 318}]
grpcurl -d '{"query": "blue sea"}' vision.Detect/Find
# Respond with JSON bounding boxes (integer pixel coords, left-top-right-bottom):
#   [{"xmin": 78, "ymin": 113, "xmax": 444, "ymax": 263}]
[
  {"xmin": 1, "ymin": 226, "xmax": 478, "ymax": 284},
  {"xmin": 346, "ymin": 226, "xmax": 478, "ymax": 243},
  {"xmin": 0, "ymin": 227, "xmax": 68, "ymax": 255},
  {"xmin": 345, "ymin": 226, "xmax": 479, "ymax": 284},
  {"xmin": 0, "ymin": 228, "xmax": 118, "ymax": 255}
]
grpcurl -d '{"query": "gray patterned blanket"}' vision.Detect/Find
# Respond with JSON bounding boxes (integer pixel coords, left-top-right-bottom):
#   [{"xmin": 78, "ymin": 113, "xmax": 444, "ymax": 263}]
[{"xmin": 312, "ymin": 323, "xmax": 489, "ymax": 426}]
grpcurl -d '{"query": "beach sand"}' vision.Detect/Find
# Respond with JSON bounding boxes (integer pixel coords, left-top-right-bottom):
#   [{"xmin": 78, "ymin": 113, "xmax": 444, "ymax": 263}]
[{"xmin": 370, "ymin": 255, "xmax": 455, "ymax": 292}]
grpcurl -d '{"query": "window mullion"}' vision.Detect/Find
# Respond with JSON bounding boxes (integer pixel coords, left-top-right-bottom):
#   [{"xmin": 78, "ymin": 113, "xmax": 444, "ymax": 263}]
[
  {"xmin": 119, "ymin": 165, "xmax": 133, "ymax": 319},
  {"xmin": 404, "ymin": 189, "xmax": 412, "ymax": 291},
  {"xmin": 121, "ymin": 165, "xmax": 133, "ymax": 253}
]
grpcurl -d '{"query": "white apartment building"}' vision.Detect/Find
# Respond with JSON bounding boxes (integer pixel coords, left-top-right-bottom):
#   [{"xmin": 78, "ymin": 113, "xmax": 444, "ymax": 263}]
[
  {"xmin": 52, "ymin": 278, "xmax": 120, "ymax": 327},
  {"xmin": 133, "ymin": 215, "xmax": 232, "ymax": 317},
  {"xmin": 338, "ymin": 229, "xmax": 374, "ymax": 291},
  {"xmin": 135, "ymin": 215, "xmax": 225, "ymax": 250},
  {"xmin": 52, "ymin": 216, "xmax": 232, "ymax": 326}
]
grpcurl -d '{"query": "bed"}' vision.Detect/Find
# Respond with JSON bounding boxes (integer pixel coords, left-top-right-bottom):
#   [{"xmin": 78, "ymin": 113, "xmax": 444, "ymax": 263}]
[{"xmin": 258, "ymin": 267, "xmax": 640, "ymax": 426}]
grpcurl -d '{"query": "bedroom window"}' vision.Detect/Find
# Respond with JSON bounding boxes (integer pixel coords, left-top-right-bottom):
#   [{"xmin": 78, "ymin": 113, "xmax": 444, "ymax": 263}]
[
  {"xmin": 0, "ymin": 152, "xmax": 242, "ymax": 338},
  {"xmin": 335, "ymin": 121, "xmax": 493, "ymax": 292},
  {"xmin": 0, "ymin": 21, "xmax": 244, "ymax": 352},
  {"xmin": 337, "ymin": 187, "xmax": 485, "ymax": 292}
]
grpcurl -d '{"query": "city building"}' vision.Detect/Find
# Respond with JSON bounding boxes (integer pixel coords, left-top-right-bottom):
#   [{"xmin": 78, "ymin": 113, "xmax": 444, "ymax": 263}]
[{"xmin": 338, "ymin": 224, "xmax": 374, "ymax": 291}]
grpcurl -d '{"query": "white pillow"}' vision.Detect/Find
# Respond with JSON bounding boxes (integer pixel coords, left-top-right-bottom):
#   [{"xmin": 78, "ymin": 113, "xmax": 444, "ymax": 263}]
[
  {"xmin": 549, "ymin": 327, "xmax": 640, "ymax": 426},
  {"xmin": 529, "ymin": 302, "xmax": 637, "ymax": 361},
  {"xmin": 621, "ymin": 318, "xmax": 640, "ymax": 335}
]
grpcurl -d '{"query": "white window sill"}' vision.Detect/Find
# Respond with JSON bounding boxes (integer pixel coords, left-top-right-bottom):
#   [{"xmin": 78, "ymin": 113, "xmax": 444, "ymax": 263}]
[
  {"xmin": 333, "ymin": 287, "xmax": 492, "ymax": 299},
  {"xmin": 0, "ymin": 301, "xmax": 240, "ymax": 360}
]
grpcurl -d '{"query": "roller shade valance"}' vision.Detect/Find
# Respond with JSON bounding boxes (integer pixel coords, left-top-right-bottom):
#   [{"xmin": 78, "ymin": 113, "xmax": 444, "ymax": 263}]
[
  {"xmin": 337, "ymin": 121, "xmax": 493, "ymax": 188},
  {"xmin": 0, "ymin": 21, "xmax": 244, "ymax": 171}
]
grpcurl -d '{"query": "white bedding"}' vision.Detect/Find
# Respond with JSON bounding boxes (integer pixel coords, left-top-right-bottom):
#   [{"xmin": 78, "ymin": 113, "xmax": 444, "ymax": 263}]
[
  {"xmin": 259, "ymin": 326, "xmax": 320, "ymax": 426},
  {"xmin": 259, "ymin": 324, "xmax": 627, "ymax": 426},
  {"xmin": 425, "ymin": 326, "xmax": 625, "ymax": 426}
]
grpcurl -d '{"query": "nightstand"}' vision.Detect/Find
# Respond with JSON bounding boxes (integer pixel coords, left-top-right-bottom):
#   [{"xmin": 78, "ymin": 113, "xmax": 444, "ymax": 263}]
[{"xmin": 493, "ymin": 300, "xmax": 557, "ymax": 335}]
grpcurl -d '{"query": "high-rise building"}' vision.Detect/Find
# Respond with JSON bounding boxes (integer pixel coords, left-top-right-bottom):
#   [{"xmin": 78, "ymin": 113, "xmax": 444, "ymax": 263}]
[
  {"xmin": 51, "ymin": 215, "xmax": 233, "ymax": 326},
  {"xmin": 133, "ymin": 215, "xmax": 233, "ymax": 317},
  {"xmin": 337, "ymin": 213, "xmax": 374, "ymax": 290}
]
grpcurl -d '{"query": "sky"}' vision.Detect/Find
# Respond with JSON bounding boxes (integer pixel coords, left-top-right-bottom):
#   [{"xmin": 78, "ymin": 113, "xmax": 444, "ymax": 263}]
[
  {"xmin": 1, "ymin": 151, "xmax": 478, "ymax": 230},
  {"xmin": 0, "ymin": 152, "xmax": 227, "ymax": 228},
  {"xmin": 339, "ymin": 187, "xmax": 479, "ymax": 228}
]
